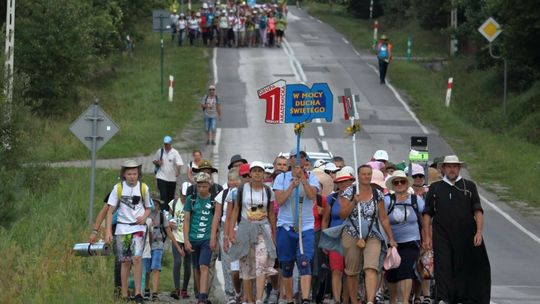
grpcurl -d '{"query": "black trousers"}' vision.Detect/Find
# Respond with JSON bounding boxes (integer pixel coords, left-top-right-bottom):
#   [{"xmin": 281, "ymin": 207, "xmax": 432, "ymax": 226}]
[
  {"xmin": 378, "ymin": 58, "xmax": 389, "ymax": 83},
  {"xmin": 157, "ymin": 178, "xmax": 176, "ymax": 211}
]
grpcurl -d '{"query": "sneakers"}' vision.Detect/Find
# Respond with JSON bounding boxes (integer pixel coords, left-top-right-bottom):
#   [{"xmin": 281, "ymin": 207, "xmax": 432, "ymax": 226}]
[
  {"xmin": 206, "ymin": 140, "xmax": 211, "ymax": 145},
  {"xmin": 144, "ymin": 289, "xmax": 151, "ymax": 300},
  {"xmin": 151, "ymin": 293, "xmax": 159, "ymax": 301},
  {"xmin": 134, "ymin": 294, "xmax": 144, "ymax": 304},
  {"xmin": 170, "ymin": 288, "xmax": 180, "ymax": 300},
  {"xmin": 211, "ymin": 140, "xmax": 216, "ymax": 145},
  {"xmin": 268, "ymin": 290, "xmax": 279, "ymax": 304}
]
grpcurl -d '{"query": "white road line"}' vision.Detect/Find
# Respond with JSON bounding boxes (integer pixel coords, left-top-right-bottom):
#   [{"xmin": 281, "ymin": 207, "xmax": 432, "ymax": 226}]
[
  {"xmin": 213, "ymin": 47, "xmax": 218, "ymax": 84},
  {"xmin": 480, "ymin": 194, "xmax": 540, "ymax": 245},
  {"xmin": 353, "ymin": 49, "xmax": 360, "ymax": 56},
  {"xmin": 342, "ymin": 37, "xmax": 350, "ymax": 45},
  {"xmin": 366, "ymin": 63, "xmax": 429, "ymax": 134},
  {"xmin": 283, "ymin": 39, "xmax": 307, "ymax": 83},
  {"xmin": 321, "ymin": 140, "xmax": 329, "ymax": 151},
  {"xmin": 317, "ymin": 126, "xmax": 325, "ymax": 137},
  {"xmin": 213, "ymin": 128, "xmax": 221, "ymax": 155},
  {"xmin": 313, "ymin": 118, "xmax": 322, "ymax": 123},
  {"xmin": 317, "ymin": 19, "xmax": 323, "ymax": 24},
  {"xmin": 309, "ymin": 15, "xmax": 314, "ymax": 20}
]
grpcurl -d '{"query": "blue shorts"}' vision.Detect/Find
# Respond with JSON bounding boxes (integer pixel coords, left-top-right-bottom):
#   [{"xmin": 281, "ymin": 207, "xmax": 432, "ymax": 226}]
[
  {"xmin": 147, "ymin": 249, "xmax": 164, "ymax": 271},
  {"xmin": 191, "ymin": 239, "xmax": 212, "ymax": 269},
  {"xmin": 204, "ymin": 116, "xmax": 217, "ymax": 132},
  {"xmin": 276, "ymin": 227, "xmax": 315, "ymax": 262},
  {"xmin": 143, "ymin": 257, "xmax": 151, "ymax": 273}
]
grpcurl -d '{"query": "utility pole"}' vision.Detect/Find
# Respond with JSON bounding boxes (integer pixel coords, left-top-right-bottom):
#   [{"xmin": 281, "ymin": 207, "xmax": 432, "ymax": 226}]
[
  {"xmin": 3, "ymin": 0, "xmax": 16, "ymax": 151},
  {"xmin": 450, "ymin": 0, "xmax": 458, "ymax": 56}
]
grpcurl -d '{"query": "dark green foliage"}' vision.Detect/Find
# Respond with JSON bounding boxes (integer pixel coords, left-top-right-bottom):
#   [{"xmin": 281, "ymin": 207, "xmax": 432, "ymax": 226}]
[
  {"xmin": 13, "ymin": 0, "xmax": 159, "ymax": 116},
  {"xmin": 348, "ymin": 0, "xmax": 383, "ymax": 19},
  {"xmin": 412, "ymin": 0, "xmax": 448, "ymax": 29}
]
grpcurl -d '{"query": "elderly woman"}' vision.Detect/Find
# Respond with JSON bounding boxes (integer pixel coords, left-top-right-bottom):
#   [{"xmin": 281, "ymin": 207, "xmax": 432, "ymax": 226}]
[
  {"xmin": 339, "ymin": 164, "xmax": 397, "ymax": 304},
  {"xmin": 384, "ymin": 170, "xmax": 425, "ymax": 304},
  {"xmin": 228, "ymin": 161, "xmax": 278, "ymax": 304}
]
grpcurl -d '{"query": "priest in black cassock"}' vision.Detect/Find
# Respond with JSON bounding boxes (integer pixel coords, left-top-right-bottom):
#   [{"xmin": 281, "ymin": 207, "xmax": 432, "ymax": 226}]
[{"xmin": 421, "ymin": 155, "xmax": 491, "ymax": 304}]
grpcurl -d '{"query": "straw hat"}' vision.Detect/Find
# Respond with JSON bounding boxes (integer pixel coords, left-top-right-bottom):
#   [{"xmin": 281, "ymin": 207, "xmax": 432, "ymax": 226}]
[{"xmin": 385, "ymin": 170, "xmax": 413, "ymax": 192}]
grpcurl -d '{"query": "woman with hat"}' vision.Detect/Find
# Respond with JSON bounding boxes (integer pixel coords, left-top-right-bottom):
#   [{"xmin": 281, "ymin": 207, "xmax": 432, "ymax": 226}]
[
  {"xmin": 321, "ymin": 166, "xmax": 356, "ymax": 304},
  {"xmin": 383, "ymin": 171, "xmax": 425, "ymax": 304},
  {"xmin": 339, "ymin": 164, "xmax": 397, "ymax": 304},
  {"xmin": 228, "ymin": 161, "xmax": 278, "ymax": 304}
]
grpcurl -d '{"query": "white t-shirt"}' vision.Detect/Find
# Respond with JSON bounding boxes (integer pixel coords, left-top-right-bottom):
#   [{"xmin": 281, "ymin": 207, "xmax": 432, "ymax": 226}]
[
  {"xmin": 240, "ymin": 183, "xmax": 275, "ymax": 221},
  {"xmin": 177, "ymin": 19, "xmax": 187, "ymax": 30},
  {"xmin": 188, "ymin": 18, "xmax": 199, "ymax": 30},
  {"xmin": 155, "ymin": 147, "xmax": 184, "ymax": 182},
  {"xmin": 215, "ymin": 188, "xmax": 238, "ymax": 223},
  {"xmin": 108, "ymin": 181, "xmax": 151, "ymax": 235}
]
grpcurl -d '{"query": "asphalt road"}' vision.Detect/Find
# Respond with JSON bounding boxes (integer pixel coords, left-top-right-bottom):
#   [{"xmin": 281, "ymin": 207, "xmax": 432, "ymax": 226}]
[{"xmin": 213, "ymin": 7, "xmax": 540, "ymax": 304}]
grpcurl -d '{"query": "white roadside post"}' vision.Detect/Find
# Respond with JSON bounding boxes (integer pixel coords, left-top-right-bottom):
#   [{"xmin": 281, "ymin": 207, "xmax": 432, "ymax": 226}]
[
  {"xmin": 445, "ymin": 77, "xmax": 453, "ymax": 107},
  {"xmin": 373, "ymin": 20, "xmax": 379, "ymax": 50},
  {"xmin": 168, "ymin": 75, "xmax": 174, "ymax": 102}
]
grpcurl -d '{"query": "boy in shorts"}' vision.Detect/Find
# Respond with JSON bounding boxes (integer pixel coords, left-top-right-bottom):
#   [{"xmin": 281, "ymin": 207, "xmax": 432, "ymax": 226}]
[
  {"xmin": 106, "ymin": 160, "xmax": 151, "ymax": 303},
  {"xmin": 184, "ymin": 172, "xmax": 216, "ymax": 304},
  {"xmin": 146, "ymin": 198, "xmax": 184, "ymax": 300}
]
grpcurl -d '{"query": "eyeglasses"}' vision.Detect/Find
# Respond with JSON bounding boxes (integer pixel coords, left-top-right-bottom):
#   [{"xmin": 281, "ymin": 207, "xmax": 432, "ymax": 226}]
[
  {"xmin": 412, "ymin": 174, "xmax": 424, "ymax": 179},
  {"xmin": 392, "ymin": 179, "xmax": 408, "ymax": 186}
]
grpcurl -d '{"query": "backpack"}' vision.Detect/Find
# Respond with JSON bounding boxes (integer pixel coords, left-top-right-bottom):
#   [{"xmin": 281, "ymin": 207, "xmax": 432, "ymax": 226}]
[
  {"xmin": 378, "ymin": 43, "xmax": 389, "ymax": 60},
  {"xmin": 387, "ymin": 193, "xmax": 422, "ymax": 233},
  {"xmin": 326, "ymin": 191, "xmax": 340, "ymax": 226},
  {"xmin": 204, "ymin": 95, "xmax": 219, "ymax": 107},
  {"xmin": 235, "ymin": 183, "xmax": 272, "ymax": 224},
  {"xmin": 114, "ymin": 181, "xmax": 148, "ymax": 225}
]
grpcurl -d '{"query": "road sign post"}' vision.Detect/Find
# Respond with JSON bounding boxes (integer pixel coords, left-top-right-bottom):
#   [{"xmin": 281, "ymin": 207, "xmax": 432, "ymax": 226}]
[
  {"xmin": 339, "ymin": 88, "xmax": 361, "ymax": 193},
  {"xmin": 153, "ymin": 10, "xmax": 170, "ymax": 96},
  {"xmin": 478, "ymin": 17, "xmax": 507, "ymax": 117},
  {"xmin": 70, "ymin": 101, "xmax": 119, "ymax": 226},
  {"xmin": 407, "ymin": 37, "xmax": 412, "ymax": 62}
]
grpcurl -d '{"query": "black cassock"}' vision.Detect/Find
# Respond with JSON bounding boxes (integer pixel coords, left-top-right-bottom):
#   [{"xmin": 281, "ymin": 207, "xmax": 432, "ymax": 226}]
[{"xmin": 424, "ymin": 178, "xmax": 491, "ymax": 304}]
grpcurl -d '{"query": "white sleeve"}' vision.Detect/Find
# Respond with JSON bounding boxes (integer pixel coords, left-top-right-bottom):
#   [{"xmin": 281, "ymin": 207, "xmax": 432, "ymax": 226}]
[
  {"xmin": 215, "ymin": 190, "xmax": 224, "ymax": 205},
  {"xmin": 143, "ymin": 184, "xmax": 151, "ymax": 208},
  {"xmin": 107, "ymin": 184, "xmax": 119, "ymax": 207}
]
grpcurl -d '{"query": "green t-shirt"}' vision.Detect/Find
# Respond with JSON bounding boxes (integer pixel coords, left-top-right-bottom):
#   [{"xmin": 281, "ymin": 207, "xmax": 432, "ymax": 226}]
[
  {"xmin": 184, "ymin": 194, "xmax": 214, "ymax": 241},
  {"xmin": 276, "ymin": 15, "xmax": 287, "ymax": 31}
]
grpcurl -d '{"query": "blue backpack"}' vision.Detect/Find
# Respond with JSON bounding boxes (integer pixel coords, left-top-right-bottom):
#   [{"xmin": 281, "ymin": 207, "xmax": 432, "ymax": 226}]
[{"xmin": 378, "ymin": 43, "xmax": 389, "ymax": 60}]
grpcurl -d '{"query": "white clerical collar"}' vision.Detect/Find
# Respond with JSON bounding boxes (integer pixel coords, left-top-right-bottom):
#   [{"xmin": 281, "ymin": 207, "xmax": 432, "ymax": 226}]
[{"xmin": 442, "ymin": 175, "xmax": 462, "ymax": 186}]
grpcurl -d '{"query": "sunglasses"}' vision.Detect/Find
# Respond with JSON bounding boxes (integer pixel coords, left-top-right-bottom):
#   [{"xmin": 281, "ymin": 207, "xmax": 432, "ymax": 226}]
[
  {"xmin": 412, "ymin": 174, "xmax": 424, "ymax": 179},
  {"xmin": 392, "ymin": 179, "xmax": 408, "ymax": 186},
  {"xmin": 241, "ymin": 174, "xmax": 250, "ymax": 178}
]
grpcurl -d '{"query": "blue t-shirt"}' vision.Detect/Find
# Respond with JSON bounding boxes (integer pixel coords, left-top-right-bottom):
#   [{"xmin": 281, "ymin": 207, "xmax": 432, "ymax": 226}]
[
  {"xmin": 384, "ymin": 194, "xmax": 425, "ymax": 243},
  {"xmin": 273, "ymin": 171, "xmax": 320, "ymax": 231},
  {"xmin": 326, "ymin": 192, "xmax": 343, "ymax": 228}
]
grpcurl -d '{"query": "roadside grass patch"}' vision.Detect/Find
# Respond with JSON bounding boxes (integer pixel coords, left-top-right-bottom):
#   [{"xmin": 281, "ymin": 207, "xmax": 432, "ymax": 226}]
[{"xmin": 29, "ymin": 31, "xmax": 210, "ymax": 162}]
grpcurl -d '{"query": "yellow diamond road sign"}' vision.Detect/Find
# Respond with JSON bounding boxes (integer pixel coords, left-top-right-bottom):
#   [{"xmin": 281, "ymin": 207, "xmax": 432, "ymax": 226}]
[{"xmin": 479, "ymin": 17, "xmax": 502, "ymax": 42}]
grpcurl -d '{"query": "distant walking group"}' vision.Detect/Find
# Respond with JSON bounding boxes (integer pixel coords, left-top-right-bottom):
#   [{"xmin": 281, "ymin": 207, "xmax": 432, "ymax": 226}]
[
  {"xmin": 90, "ymin": 135, "xmax": 491, "ymax": 304},
  {"xmin": 169, "ymin": 2, "xmax": 288, "ymax": 48}
]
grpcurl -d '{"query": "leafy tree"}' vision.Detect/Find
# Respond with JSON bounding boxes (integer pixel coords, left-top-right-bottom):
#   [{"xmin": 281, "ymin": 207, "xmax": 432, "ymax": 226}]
[
  {"xmin": 412, "ymin": 0, "xmax": 449, "ymax": 29},
  {"xmin": 348, "ymin": 0, "xmax": 383, "ymax": 19}
]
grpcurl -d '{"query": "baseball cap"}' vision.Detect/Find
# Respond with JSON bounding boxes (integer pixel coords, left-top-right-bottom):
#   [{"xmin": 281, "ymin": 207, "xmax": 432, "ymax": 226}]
[
  {"xmin": 250, "ymin": 161, "xmax": 265, "ymax": 171},
  {"xmin": 163, "ymin": 136, "xmax": 173, "ymax": 144},
  {"xmin": 373, "ymin": 150, "xmax": 389, "ymax": 161},
  {"xmin": 411, "ymin": 163, "xmax": 425, "ymax": 176},
  {"xmin": 324, "ymin": 162, "xmax": 339, "ymax": 172},
  {"xmin": 313, "ymin": 159, "xmax": 328, "ymax": 169},
  {"xmin": 239, "ymin": 163, "xmax": 250, "ymax": 176}
]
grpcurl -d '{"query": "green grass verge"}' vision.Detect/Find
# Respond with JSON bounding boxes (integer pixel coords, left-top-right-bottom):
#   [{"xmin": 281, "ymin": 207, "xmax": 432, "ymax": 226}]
[
  {"xmin": 0, "ymin": 168, "xmax": 183, "ymax": 303},
  {"xmin": 28, "ymin": 30, "xmax": 210, "ymax": 162},
  {"xmin": 305, "ymin": 1, "xmax": 540, "ymax": 207}
]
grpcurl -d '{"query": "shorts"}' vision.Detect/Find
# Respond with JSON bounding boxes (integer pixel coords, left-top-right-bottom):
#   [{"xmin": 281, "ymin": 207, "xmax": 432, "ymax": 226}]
[
  {"xmin": 341, "ymin": 232, "xmax": 381, "ymax": 275},
  {"xmin": 239, "ymin": 233, "xmax": 278, "ymax": 280},
  {"xmin": 276, "ymin": 29, "xmax": 284, "ymax": 38},
  {"xmin": 276, "ymin": 227, "xmax": 315, "ymax": 262},
  {"xmin": 385, "ymin": 241, "xmax": 420, "ymax": 283},
  {"xmin": 328, "ymin": 250, "xmax": 345, "ymax": 272},
  {"xmin": 147, "ymin": 249, "xmax": 164, "ymax": 271},
  {"xmin": 115, "ymin": 231, "xmax": 145, "ymax": 262},
  {"xmin": 204, "ymin": 116, "xmax": 217, "ymax": 132},
  {"xmin": 191, "ymin": 239, "xmax": 212, "ymax": 269}
]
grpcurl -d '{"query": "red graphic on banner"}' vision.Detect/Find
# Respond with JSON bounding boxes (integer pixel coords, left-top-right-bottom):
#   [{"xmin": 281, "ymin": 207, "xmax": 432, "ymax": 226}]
[{"xmin": 257, "ymin": 80, "xmax": 286, "ymax": 124}]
